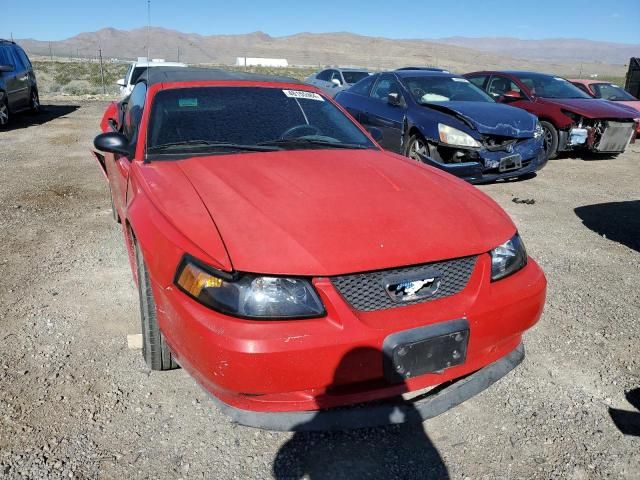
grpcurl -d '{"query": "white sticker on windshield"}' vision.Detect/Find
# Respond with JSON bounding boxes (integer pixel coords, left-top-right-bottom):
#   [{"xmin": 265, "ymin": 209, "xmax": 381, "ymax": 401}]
[
  {"xmin": 452, "ymin": 78, "xmax": 470, "ymax": 83},
  {"xmin": 283, "ymin": 90, "xmax": 324, "ymax": 101},
  {"xmin": 553, "ymin": 77, "xmax": 567, "ymax": 81}
]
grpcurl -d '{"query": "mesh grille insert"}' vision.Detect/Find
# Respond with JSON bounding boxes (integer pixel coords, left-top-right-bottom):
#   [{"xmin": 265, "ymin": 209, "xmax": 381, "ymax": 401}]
[{"xmin": 330, "ymin": 256, "xmax": 477, "ymax": 312}]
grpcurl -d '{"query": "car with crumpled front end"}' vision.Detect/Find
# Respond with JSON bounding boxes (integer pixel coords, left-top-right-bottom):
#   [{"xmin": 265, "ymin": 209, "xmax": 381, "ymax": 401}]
[
  {"xmin": 335, "ymin": 70, "xmax": 546, "ymax": 184},
  {"xmin": 465, "ymin": 71, "xmax": 638, "ymax": 159},
  {"xmin": 92, "ymin": 67, "xmax": 547, "ymax": 430},
  {"xmin": 570, "ymin": 79, "xmax": 640, "ymax": 135}
]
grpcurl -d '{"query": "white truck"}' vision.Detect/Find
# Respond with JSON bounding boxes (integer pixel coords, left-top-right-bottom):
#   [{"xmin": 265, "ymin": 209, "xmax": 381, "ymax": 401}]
[{"xmin": 117, "ymin": 57, "xmax": 187, "ymax": 97}]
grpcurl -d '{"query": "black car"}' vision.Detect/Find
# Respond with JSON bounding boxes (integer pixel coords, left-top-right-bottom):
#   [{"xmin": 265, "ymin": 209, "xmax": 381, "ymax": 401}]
[{"xmin": 0, "ymin": 40, "xmax": 39, "ymax": 127}]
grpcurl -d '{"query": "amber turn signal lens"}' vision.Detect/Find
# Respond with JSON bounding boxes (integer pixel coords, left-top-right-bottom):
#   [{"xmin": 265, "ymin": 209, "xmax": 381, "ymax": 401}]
[{"xmin": 176, "ymin": 262, "xmax": 223, "ymax": 297}]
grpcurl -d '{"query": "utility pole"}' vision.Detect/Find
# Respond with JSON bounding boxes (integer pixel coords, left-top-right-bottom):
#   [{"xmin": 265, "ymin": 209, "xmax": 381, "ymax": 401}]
[
  {"xmin": 49, "ymin": 42, "xmax": 53, "ymax": 60},
  {"xmin": 99, "ymin": 48, "xmax": 106, "ymax": 94},
  {"xmin": 147, "ymin": 0, "xmax": 151, "ymax": 60},
  {"xmin": 177, "ymin": 46, "xmax": 180, "ymax": 62}
]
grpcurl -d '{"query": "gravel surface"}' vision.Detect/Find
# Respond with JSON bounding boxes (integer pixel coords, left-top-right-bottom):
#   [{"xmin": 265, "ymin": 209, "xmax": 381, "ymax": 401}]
[{"xmin": 0, "ymin": 100, "xmax": 638, "ymax": 479}]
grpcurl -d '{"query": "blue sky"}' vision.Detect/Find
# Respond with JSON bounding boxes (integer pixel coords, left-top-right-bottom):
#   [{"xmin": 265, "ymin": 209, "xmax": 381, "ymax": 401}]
[{"xmin": 3, "ymin": 0, "xmax": 639, "ymax": 44}]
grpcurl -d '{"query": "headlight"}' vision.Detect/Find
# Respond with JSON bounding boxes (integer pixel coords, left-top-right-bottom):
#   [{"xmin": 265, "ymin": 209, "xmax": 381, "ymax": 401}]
[
  {"xmin": 561, "ymin": 109, "xmax": 582, "ymax": 124},
  {"xmin": 490, "ymin": 233, "xmax": 527, "ymax": 281},
  {"xmin": 175, "ymin": 258, "xmax": 325, "ymax": 319},
  {"xmin": 438, "ymin": 124, "xmax": 481, "ymax": 148},
  {"xmin": 534, "ymin": 121, "xmax": 543, "ymax": 139}
]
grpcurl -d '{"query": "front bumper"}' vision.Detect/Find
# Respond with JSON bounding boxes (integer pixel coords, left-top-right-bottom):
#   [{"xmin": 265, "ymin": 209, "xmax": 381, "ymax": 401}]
[
  {"xmin": 209, "ymin": 342, "xmax": 525, "ymax": 431},
  {"xmin": 152, "ymin": 254, "xmax": 546, "ymax": 424},
  {"xmin": 421, "ymin": 137, "xmax": 547, "ymax": 184}
]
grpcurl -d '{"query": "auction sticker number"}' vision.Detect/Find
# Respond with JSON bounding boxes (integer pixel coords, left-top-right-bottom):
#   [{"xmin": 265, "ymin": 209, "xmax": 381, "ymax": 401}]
[{"xmin": 283, "ymin": 90, "xmax": 324, "ymax": 101}]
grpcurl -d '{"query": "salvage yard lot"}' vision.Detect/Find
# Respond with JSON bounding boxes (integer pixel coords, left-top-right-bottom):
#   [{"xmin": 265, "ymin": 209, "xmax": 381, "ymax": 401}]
[{"xmin": 0, "ymin": 100, "xmax": 638, "ymax": 479}]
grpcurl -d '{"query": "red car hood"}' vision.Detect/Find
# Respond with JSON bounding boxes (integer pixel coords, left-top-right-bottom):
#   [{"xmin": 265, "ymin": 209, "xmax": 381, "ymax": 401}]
[
  {"xmin": 167, "ymin": 149, "xmax": 514, "ymax": 276},
  {"xmin": 540, "ymin": 98, "xmax": 637, "ymax": 119},
  {"xmin": 612, "ymin": 100, "xmax": 640, "ymax": 116}
]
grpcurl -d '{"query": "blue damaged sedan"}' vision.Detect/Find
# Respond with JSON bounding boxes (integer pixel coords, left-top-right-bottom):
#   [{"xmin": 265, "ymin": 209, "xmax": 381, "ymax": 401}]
[{"xmin": 335, "ymin": 70, "xmax": 547, "ymax": 183}]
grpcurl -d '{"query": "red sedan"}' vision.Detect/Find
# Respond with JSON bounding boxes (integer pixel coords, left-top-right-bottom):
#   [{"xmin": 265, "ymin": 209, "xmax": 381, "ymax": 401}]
[
  {"xmin": 570, "ymin": 79, "xmax": 640, "ymax": 135},
  {"xmin": 93, "ymin": 67, "xmax": 546, "ymax": 430},
  {"xmin": 465, "ymin": 71, "xmax": 638, "ymax": 159}
]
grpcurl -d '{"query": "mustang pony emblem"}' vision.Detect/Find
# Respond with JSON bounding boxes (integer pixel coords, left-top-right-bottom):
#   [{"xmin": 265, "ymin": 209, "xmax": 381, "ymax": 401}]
[{"xmin": 384, "ymin": 270, "xmax": 442, "ymax": 302}]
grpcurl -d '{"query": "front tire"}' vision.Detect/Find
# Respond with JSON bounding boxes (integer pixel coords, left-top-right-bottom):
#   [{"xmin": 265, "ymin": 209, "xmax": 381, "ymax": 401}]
[
  {"xmin": 540, "ymin": 121, "xmax": 559, "ymax": 160},
  {"xmin": 404, "ymin": 134, "xmax": 430, "ymax": 162},
  {"xmin": 134, "ymin": 240, "xmax": 179, "ymax": 371},
  {"xmin": 29, "ymin": 89, "xmax": 40, "ymax": 114},
  {"xmin": 0, "ymin": 95, "xmax": 9, "ymax": 127}
]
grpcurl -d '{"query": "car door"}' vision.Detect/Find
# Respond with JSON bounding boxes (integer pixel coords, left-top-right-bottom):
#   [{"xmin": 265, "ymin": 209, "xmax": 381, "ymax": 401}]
[
  {"xmin": 360, "ymin": 74, "xmax": 406, "ymax": 152},
  {"xmin": 106, "ymin": 82, "xmax": 146, "ymax": 219},
  {"xmin": 0, "ymin": 45, "xmax": 24, "ymax": 111},
  {"xmin": 488, "ymin": 74, "xmax": 541, "ymax": 116},
  {"xmin": 312, "ymin": 70, "xmax": 331, "ymax": 91},
  {"xmin": 8, "ymin": 45, "xmax": 30, "ymax": 108}
]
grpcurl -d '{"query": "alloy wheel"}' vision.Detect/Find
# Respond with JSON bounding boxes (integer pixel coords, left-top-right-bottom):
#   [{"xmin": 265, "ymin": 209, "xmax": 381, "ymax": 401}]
[
  {"xmin": 409, "ymin": 138, "xmax": 428, "ymax": 161},
  {"xmin": 543, "ymin": 126, "xmax": 553, "ymax": 154},
  {"xmin": 0, "ymin": 102, "xmax": 8, "ymax": 126},
  {"xmin": 31, "ymin": 91, "xmax": 40, "ymax": 112}
]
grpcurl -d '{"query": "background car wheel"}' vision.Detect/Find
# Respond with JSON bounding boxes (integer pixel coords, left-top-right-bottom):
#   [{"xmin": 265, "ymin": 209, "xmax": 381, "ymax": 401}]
[
  {"xmin": 405, "ymin": 134, "xmax": 430, "ymax": 162},
  {"xmin": 540, "ymin": 121, "xmax": 559, "ymax": 160},
  {"xmin": 29, "ymin": 89, "xmax": 40, "ymax": 114},
  {"xmin": 0, "ymin": 95, "xmax": 9, "ymax": 127},
  {"xmin": 134, "ymin": 239, "xmax": 179, "ymax": 371}
]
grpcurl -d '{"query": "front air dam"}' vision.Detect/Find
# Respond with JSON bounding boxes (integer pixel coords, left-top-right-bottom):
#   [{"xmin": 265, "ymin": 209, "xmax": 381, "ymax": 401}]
[{"xmin": 207, "ymin": 342, "xmax": 525, "ymax": 431}]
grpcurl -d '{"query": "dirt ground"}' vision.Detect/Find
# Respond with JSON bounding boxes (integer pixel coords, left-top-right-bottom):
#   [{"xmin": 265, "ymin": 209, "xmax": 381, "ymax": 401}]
[{"xmin": 0, "ymin": 100, "xmax": 638, "ymax": 480}]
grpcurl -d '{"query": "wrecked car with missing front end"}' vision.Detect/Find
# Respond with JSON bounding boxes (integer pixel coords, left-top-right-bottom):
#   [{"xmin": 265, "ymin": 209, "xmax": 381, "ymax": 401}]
[
  {"xmin": 335, "ymin": 70, "xmax": 546, "ymax": 184},
  {"xmin": 465, "ymin": 71, "xmax": 638, "ymax": 159}
]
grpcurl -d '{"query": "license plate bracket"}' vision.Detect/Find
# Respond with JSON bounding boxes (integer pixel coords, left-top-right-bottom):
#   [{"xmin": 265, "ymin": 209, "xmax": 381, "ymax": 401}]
[
  {"xmin": 499, "ymin": 154, "xmax": 522, "ymax": 172},
  {"xmin": 383, "ymin": 319, "xmax": 469, "ymax": 382}
]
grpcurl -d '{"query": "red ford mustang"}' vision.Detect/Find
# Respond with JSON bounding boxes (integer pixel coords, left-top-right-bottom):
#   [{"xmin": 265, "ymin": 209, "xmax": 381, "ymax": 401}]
[{"xmin": 93, "ymin": 67, "xmax": 546, "ymax": 431}]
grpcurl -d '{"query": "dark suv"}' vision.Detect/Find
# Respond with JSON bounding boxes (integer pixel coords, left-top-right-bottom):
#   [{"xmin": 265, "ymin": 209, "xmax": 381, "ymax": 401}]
[{"xmin": 0, "ymin": 40, "xmax": 39, "ymax": 127}]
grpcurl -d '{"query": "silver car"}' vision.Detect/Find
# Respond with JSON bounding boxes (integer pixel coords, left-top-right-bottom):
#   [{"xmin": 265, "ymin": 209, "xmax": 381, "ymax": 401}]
[{"xmin": 305, "ymin": 68, "xmax": 371, "ymax": 97}]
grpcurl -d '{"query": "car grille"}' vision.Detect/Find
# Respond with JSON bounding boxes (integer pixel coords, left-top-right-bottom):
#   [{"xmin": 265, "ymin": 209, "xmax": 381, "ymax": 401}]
[{"xmin": 330, "ymin": 256, "xmax": 478, "ymax": 312}]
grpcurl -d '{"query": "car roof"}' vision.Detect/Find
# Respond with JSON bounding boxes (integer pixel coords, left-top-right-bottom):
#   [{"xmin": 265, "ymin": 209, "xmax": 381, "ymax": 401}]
[
  {"xmin": 134, "ymin": 61, "xmax": 187, "ymax": 68},
  {"xmin": 569, "ymin": 79, "xmax": 609, "ymax": 85},
  {"xmin": 392, "ymin": 70, "xmax": 458, "ymax": 79},
  {"xmin": 139, "ymin": 67, "xmax": 302, "ymax": 86}
]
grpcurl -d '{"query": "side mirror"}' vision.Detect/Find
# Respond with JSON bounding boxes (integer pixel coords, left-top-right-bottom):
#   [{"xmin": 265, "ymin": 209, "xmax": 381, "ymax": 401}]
[
  {"xmin": 331, "ymin": 78, "xmax": 342, "ymax": 87},
  {"xmin": 94, "ymin": 132, "xmax": 132, "ymax": 157},
  {"xmin": 0, "ymin": 64, "xmax": 14, "ymax": 73},
  {"xmin": 116, "ymin": 78, "xmax": 126, "ymax": 87},
  {"xmin": 499, "ymin": 90, "xmax": 522, "ymax": 102},
  {"xmin": 367, "ymin": 127, "xmax": 383, "ymax": 142},
  {"xmin": 388, "ymin": 92, "xmax": 402, "ymax": 106}
]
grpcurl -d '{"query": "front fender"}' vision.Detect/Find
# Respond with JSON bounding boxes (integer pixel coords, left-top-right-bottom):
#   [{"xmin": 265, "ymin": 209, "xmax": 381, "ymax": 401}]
[{"xmin": 126, "ymin": 162, "xmax": 233, "ymax": 287}]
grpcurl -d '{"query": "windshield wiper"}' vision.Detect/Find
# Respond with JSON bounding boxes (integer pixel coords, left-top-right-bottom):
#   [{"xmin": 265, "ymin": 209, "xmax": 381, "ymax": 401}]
[
  {"xmin": 147, "ymin": 140, "xmax": 282, "ymax": 153},
  {"xmin": 258, "ymin": 138, "xmax": 371, "ymax": 150}
]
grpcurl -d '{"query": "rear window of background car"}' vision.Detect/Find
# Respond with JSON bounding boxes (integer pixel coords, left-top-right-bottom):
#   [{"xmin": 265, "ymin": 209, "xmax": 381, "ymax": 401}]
[{"xmin": 342, "ymin": 71, "xmax": 369, "ymax": 84}]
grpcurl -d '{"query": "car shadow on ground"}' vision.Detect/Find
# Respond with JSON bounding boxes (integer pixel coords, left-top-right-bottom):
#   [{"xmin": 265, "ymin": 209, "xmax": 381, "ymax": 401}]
[
  {"xmin": 574, "ymin": 201, "xmax": 640, "ymax": 252},
  {"xmin": 4, "ymin": 105, "xmax": 79, "ymax": 131},
  {"xmin": 609, "ymin": 388, "xmax": 640, "ymax": 437},
  {"xmin": 272, "ymin": 347, "xmax": 449, "ymax": 480}
]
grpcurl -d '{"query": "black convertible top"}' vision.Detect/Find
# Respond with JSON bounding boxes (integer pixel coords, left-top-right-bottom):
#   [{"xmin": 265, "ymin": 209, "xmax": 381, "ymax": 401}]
[{"xmin": 138, "ymin": 67, "xmax": 301, "ymax": 86}]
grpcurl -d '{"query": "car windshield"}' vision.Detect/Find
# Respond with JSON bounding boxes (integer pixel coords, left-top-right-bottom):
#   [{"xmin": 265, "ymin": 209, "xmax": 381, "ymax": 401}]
[
  {"xmin": 514, "ymin": 73, "xmax": 591, "ymax": 99},
  {"xmin": 146, "ymin": 87, "xmax": 376, "ymax": 155},
  {"xmin": 403, "ymin": 76, "xmax": 494, "ymax": 103},
  {"xmin": 342, "ymin": 71, "xmax": 369, "ymax": 84},
  {"xmin": 592, "ymin": 83, "xmax": 636, "ymax": 101}
]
